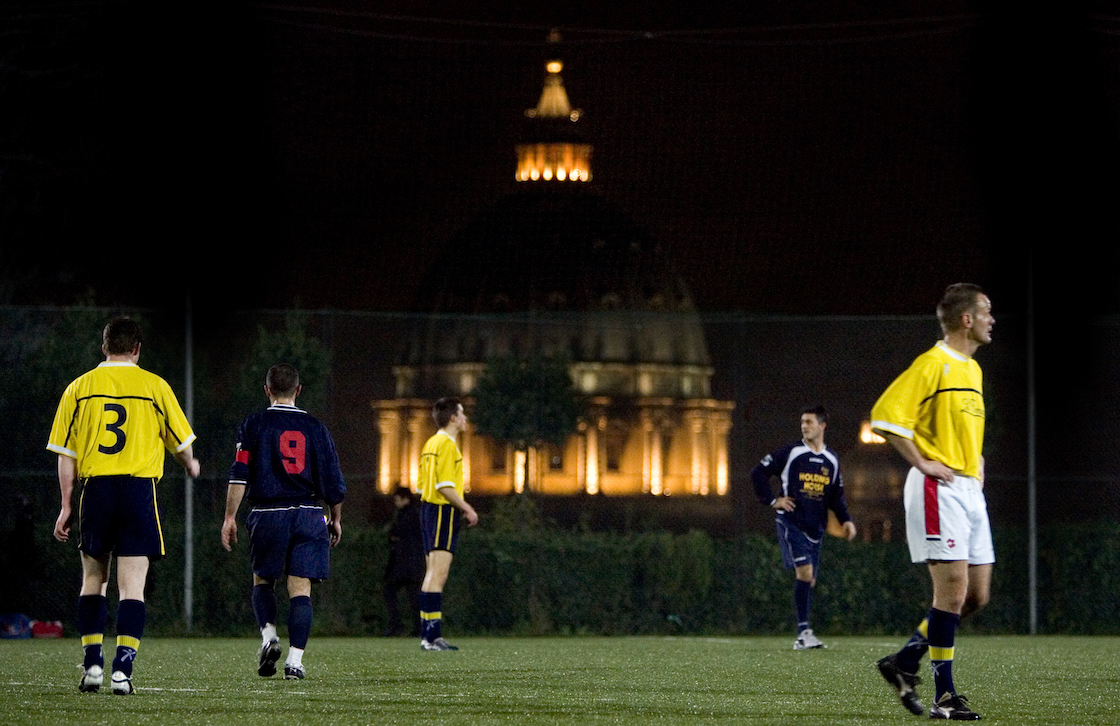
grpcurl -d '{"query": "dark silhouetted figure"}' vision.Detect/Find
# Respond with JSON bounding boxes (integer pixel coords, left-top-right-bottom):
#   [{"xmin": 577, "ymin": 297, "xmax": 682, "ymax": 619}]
[{"xmin": 382, "ymin": 486, "xmax": 424, "ymax": 637}]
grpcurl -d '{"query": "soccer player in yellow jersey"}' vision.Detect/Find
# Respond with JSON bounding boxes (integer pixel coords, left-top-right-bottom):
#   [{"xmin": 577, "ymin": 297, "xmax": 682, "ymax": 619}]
[
  {"xmin": 47, "ymin": 317, "xmax": 199, "ymax": 695},
  {"xmin": 871, "ymin": 284, "xmax": 994, "ymax": 721},
  {"xmin": 417, "ymin": 397, "xmax": 478, "ymax": 651}
]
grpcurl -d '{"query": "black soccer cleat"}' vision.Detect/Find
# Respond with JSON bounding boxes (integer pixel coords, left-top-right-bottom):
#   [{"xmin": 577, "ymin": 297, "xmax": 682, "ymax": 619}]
[
  {"xmin": 284, "ymin": 664, "xmax": 305, "ymax": 680},
  {"xmin": 930, "ymin": 692, "xmax": 981, "ymax": 720},
  {"xmin": 257, "ymin": 638, "xmax": 282, "ymax": 677},
  {"xmin": 876, "ymin": 653, "xmax": 925, "ymax": 715}
]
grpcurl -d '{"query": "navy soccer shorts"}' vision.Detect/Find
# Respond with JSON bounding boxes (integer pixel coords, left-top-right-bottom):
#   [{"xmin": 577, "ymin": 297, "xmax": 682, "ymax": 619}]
[
  {"xmin": 78, "ymin": 476, "xmax": 165, "ymax": 560},
  {"xmin": 246, "ymin": 504, "xmax": 331, "ymax": 581},
  {"xmin": 420, "ymin": 502, "xmax": 461, "ymax": 554},
  {"xmin": 776, "ymin": 516, "xmax": 821, "ymax": 576}
]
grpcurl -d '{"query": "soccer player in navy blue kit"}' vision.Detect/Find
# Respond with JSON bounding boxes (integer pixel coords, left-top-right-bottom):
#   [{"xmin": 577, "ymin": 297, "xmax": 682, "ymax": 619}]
[
  {"xmin": 222, "ymin": 364, "xmax": 346, "ymax": 680},
  {"xmin": 752, "ymin": 406, "xmax": 857, "ymax": 650}
]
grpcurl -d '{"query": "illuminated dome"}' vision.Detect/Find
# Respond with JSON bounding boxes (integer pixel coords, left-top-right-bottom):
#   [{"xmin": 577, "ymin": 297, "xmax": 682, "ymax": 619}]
[
  {"xmin": 402, "ymin": 50, "xmax": 709, "ymax": 389},
  {"xmin": 516, "ymin": 59, "xmax": 591, "ymax": 183},
  {"xmin": 374, "ymin": 46, "xmax": 732, "ymax": 499},
  {"xmin": 431, "ymin": 189, "xmax": 692, "ymax": 316},
  {"xmin": 401, "ymin": 185, "xmax": 713, "ymax": 398}
]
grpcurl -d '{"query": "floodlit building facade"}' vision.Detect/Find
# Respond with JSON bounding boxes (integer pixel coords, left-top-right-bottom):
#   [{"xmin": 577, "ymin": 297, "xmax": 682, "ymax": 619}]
[{"xmin": 373, "ymin": 48, "xmax": 734, "ymax": 498}]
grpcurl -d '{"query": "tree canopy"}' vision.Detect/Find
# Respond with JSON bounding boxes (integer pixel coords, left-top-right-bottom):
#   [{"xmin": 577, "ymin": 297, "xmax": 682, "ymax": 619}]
[{"xmin": 471, "ymin": 353, "xmax": 582, "ymax": 458}]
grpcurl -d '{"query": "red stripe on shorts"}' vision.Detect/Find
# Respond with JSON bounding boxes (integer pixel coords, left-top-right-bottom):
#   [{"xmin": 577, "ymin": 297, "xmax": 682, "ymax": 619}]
[{"xmin": 924, "ymin": 476, "xmax": 940, "ymax": 537}]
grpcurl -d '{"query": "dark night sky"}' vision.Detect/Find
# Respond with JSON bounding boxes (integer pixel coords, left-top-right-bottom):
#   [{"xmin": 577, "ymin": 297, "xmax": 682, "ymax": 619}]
[
  {"xmin": 3, "ymin": 1, "xmax": 1119, "ymax": 320},
  {"xmin": 4, "ymin": 1, "xmax": 1120, "ymax": 502}
]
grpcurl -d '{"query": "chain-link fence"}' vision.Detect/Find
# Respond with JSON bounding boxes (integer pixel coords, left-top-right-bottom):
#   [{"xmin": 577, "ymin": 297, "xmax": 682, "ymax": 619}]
[{"xmin": 3, "ymin": 305, "xmax": 1118, "ymax": 635}]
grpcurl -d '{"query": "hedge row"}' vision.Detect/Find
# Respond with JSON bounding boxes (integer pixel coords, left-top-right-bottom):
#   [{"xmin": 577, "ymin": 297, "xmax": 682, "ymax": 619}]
[{"xmin": 7, "ymin": 516, "xmax": 1120, "ymax": 637}]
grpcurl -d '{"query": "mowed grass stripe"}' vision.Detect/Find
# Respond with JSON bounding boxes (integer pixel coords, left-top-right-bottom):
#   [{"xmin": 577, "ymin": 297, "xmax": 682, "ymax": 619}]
[{"xmin": 1, "ymin": 636, "xmax": 1117, "ymax": 725}]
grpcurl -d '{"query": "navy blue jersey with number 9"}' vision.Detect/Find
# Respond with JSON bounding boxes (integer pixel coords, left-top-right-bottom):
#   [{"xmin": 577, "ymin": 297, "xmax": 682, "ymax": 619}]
[{"xmin": 228, "ymin": 404, "xmax": 346, "ymax": 506}]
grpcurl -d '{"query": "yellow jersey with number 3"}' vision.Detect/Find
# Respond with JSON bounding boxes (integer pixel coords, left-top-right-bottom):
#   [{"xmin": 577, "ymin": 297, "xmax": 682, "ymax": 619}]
[
  {"xmin": 870, "ymin": 341, "xmax": 985, "ymax": 479},
  {"xmin": 47, "ymin": 361, "xmax": 196, "ymax": 479},
  {"xmin": 418, "ymin": 431, "xmax": 463, "ymax": 505}
]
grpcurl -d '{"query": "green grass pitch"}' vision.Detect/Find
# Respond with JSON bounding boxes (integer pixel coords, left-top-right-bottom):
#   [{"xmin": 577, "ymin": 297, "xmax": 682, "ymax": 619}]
[{"xmin": 1, "ymin": 636, "xmax": 1117, "ymax": 725}]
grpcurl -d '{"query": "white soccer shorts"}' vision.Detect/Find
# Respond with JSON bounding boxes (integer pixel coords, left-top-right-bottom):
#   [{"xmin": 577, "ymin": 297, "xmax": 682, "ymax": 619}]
[{"xmin": 903, "ymin": 467, "xmax": 995, "ymax": 565}]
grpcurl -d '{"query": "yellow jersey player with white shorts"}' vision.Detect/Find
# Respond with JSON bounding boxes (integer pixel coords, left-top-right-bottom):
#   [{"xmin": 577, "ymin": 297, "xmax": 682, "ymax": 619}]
[
  {"xmin": 871, "ymin": 340, "xmax": 994, "ymax": 567},
  {"xmin": 871, "ymin": 284, "xmax": 994, "ymax": 722}
]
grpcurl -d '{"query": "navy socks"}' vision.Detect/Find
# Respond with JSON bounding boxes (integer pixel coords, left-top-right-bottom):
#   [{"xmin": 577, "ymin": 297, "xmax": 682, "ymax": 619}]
[
  {"xmin": 112, "ymin": 599, "xmax": 145, "ymax": 677},
  {"xmin": 927, "ymin": 608, "xmax": 961, "ymax": 699},
  {"xmin": 288, "ymin": 596, "xmax": 313, "ymax": 650},
  {"xmin": 419, "ymin": 591, "xmax": 442, "ymax": 642},
  {"xmin": 794, "ymin": 579, "xmax": 813, "ymax": 633},
  {"xmin": 77, "ymin": 595, "xmax": 107, "ymax": 669}
]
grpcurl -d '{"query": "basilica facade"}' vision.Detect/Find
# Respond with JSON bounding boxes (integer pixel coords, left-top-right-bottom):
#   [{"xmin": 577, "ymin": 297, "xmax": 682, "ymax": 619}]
[{"xmin": 373, "ymin": 50, "xmax": 734, "ymax": 498}]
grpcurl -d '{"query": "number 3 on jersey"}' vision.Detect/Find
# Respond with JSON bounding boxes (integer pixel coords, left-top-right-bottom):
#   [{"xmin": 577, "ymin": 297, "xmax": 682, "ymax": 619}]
[
  {"xmin": 280, "ymin": 430, "xmax": 306, "ymax": 474},
  {"xmin": 99, "ymin": 402, "xmax": 128, "ymax": 455}
]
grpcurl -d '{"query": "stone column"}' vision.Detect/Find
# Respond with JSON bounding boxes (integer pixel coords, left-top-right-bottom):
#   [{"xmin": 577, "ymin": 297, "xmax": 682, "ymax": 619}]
[
  {"xmin": 376, "ymin": 407, "xmax": 401, "ymax": 494},
  {"xmin": 406, "ymin": 406, "xmax": 428, "ymax": 490},
  {"xmin": 711, "ymin": 409, "xmax": 732, "ymax": 496}
]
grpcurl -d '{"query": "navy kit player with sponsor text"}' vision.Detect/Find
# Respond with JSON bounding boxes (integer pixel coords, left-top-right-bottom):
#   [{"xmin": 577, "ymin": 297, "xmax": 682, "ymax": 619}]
[
  {"xmin": 48, "ymin": 316, "xmax": 200, "ymax": 695},
  {"xmin": 417, "ymin": 397, "xmax": 478, "ymax": 651},
  {"xmin": 752, "ymin": 406, "xmax": 856, "ymax": 650},
  {"xmin": 222, "ymin": 364, "xmax": 345, "ymax": 680},
  {"xmin": 871, "ymin": 283, "xmax": 994, "ymax": 721}
]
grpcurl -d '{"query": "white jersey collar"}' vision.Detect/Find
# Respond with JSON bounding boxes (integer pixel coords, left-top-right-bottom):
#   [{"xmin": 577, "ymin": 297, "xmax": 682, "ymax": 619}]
[
  {"xmin": 268, "ymin": 403, "xmax": 306, "ymax": 413},
  {"xmin": 936, "ymin": 340, "xmax": 971, "ymax": 362}
]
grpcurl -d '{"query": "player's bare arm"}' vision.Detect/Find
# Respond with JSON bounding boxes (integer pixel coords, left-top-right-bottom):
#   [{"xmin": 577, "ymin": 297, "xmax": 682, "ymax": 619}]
[
  {"xmin": 882, "ymin": 433, "xmax": 956, "ymax": 483},
  {"xmin": 438, "ymin": 486, "xmax": 478, "ymax": 527},
  {"xmin": 221, "ymin": 483, "xmax": 246, "ymax": 551},
  {"xmin": 176, "ymin": 445, "xmax": 201, "ymax": 478},
  {"xmin": 54, "ymin": 454, "xmax": 77, "ymax": 542},
  {"xmin": 328, "ymin": 503, "xmax": 343, "ymax": 547}
]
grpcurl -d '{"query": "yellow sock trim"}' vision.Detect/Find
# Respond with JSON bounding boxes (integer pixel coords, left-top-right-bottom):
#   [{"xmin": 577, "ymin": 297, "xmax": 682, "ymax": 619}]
[
  {"xmin": 117, "ymin": 636, "xmax": 141, "ymax": 651},
  {"xmin": 81, "ymin": 634, "xmax": 104, "ymax": 648},
  {"xmin": 420, "ymin": 611, "xmax": 442, "ymax": 621},
  {"xmin": 929, "ymin": 646, "xmax": 955, "ymax": 661},
  {"xmin": 917, "ymin": 618, "xmax": 929, "ymax": 638}
]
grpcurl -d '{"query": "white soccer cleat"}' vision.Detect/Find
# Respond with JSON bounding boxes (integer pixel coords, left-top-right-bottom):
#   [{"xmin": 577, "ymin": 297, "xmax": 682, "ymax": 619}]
[
  {"xmin": 78, "ymin": 664, "xmax": 103, "ymax": 693},
  {"xmin": 110, "ymin": 670, "xmax": 134, "ymax": 695},
  {"xmin": 421, "ymin": 637, "xmax": 459, "ymax": 651},
  {"xmin": 793, "ymin": 628, "xmax": 826, "ymax": 650}
]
